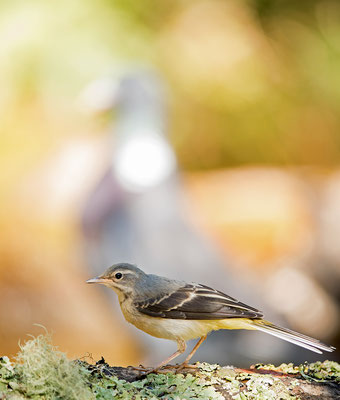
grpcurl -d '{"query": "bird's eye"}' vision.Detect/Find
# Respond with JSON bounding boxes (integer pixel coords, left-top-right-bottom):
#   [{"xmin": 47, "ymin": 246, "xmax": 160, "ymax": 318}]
[{"xmin": 115, "ymin": 272, "xmax": 123, "ymax": 280}]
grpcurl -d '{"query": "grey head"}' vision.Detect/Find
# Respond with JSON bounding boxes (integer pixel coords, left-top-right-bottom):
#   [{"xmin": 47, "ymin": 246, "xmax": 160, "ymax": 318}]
[
  {"xmin": 86, "ymin": 262, "xmax": 185, "ymax": 301},
  {"xmin": 86, "ymin": 262, "xmax": 146, "ymax": 297}
]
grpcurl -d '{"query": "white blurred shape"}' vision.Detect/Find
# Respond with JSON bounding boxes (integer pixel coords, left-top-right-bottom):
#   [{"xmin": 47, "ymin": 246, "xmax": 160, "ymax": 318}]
[{"xmin": 113, "ymin": 132, "xmax": 176, "ymax": 192}]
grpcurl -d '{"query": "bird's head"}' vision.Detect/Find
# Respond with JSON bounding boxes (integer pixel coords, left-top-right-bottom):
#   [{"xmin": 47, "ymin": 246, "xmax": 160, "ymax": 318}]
[{"xmin": 86, "ymin": 263, "xmax": 145, "ymax": 299}]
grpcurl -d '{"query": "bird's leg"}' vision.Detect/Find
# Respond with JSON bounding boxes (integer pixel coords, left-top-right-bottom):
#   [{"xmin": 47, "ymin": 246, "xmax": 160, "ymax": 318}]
[
  {"xmin": 176, "ymin": 335, "xmax": 207, "ymax": 370},
  {"xmin": 147, "ymin": 339, "xmax": 187, "ymax": 373},
  {"xmin": 128, "ymin": 365, "xmax": 151, "ymax": 372}
]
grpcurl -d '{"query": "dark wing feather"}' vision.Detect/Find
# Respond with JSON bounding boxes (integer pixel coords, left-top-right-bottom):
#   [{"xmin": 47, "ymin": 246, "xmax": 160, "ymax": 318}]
[{"xmin": 135, "ymin": 284, "xmax": 263, "ymax": 320}]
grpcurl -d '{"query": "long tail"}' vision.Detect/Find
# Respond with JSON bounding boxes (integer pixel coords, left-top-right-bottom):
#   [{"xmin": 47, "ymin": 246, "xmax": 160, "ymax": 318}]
[{"xmin": 251, "ymin": 320, "xmax": 335, "ymax": 354}]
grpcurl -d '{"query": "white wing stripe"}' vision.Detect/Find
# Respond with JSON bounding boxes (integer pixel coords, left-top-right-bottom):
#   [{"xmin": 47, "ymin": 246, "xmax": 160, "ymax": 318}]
[
  {"xmin": 139, "ymin": 288, "xmax": 179, "ymax": 308},
  {"xmin": 165, "ymin": 290, "xmax": 196, "ymax": 311}
]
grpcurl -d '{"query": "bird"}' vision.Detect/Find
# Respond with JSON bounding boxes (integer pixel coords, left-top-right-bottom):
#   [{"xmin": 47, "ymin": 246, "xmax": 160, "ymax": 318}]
[{"xmin": 86, "ymin": 262, "xmax": 335, "ymax": 371}]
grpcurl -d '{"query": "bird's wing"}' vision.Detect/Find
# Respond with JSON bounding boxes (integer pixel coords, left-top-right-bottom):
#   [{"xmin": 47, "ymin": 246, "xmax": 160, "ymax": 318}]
[{"xmin": 135, "ymin": 284, "xmax": 263, "ymax": 320}]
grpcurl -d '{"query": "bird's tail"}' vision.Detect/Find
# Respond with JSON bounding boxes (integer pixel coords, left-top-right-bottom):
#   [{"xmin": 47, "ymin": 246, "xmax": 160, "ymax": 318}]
[{"xmin": 250, "ymin": 319, "xmax": 335, "ymax": 354}]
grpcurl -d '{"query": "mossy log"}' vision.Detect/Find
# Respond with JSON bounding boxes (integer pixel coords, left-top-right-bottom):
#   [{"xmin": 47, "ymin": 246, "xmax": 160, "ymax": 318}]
[
  {"xmin": 0, "ymin": 334, "xmax": 339, "ymax": 399},
  {"xmin": 81, "ymin": 358, "xmax": 340, "ymax": 400}
]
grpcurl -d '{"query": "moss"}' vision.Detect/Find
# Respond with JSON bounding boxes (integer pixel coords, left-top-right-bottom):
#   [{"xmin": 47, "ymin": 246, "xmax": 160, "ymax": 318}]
[
  {"xmin": 196, "ymin": 363, "xmax": 299, "ymax": 400},
  {"xmin": 236, "ymin": 375, "xmax": 298, "ymax": 400},
  {"xmin": 0, "ymin": 335, "xmax": 223, "ymax": 400},
  {"xmin": 0, "ymin": 334, "xmax": 93, "ymax": 400},
  {"xmin": 253, "ymin": 360, "xmax": 340, "ymax": 382},
  {"xmin": 299, "ymin": 360, "xmax": 340, "ymax": 382},
  {"xmin": 90, "ymin": 372, "xmax": 223, "ymax": 399}
]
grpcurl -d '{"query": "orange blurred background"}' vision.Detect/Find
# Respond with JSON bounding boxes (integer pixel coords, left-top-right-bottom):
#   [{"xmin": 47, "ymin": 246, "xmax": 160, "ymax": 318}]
[{"xmin": 0, "ymin": 0, "xmax": 339, "ymax": 366}]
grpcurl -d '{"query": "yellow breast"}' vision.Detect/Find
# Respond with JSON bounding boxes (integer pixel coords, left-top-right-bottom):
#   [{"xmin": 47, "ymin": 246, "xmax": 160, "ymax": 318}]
[{"xmin": 119, "ymin": 298, "xmax": 255, "ymax": 342}]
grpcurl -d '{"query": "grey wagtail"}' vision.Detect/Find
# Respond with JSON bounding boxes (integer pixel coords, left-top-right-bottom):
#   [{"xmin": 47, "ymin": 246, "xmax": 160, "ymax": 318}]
[{"xmin": 87, "ymin": 263, "xmax": 335, "ymax": 371}]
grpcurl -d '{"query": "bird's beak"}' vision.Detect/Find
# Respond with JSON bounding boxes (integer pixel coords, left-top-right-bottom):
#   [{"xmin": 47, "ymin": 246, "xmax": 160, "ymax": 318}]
[{"xmin": 86, "ymin": 276, "xmax": 109, "ymax": 284}]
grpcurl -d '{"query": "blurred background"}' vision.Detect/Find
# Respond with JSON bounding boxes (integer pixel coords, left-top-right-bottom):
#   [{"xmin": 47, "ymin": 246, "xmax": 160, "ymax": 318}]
[{"xmin": 0, "ymin": 0, "xmax": 339, "ymax": 367}]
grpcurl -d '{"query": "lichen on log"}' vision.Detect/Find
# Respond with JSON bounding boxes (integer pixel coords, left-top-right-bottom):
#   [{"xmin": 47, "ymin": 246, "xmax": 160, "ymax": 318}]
[{"xmin": 0, "ymin": 334, "xmax": 339, "ymax": 399}]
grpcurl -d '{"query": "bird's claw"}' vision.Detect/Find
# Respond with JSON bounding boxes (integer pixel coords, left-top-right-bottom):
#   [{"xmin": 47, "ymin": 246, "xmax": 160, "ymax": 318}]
[
  {"xmin": 130, "ymin": 363, "xmax": 198, "ymax": 377},
  {"xmin": 151, "ymin": 363, "xmax": 198, "ymax": 374},
  {"xmin": 128, "ymin": 365, "xmax": 151, "ymax": 373},
  {"xmin": 174, "ymin": 362, "xmax": 198, "ymax": 371}
]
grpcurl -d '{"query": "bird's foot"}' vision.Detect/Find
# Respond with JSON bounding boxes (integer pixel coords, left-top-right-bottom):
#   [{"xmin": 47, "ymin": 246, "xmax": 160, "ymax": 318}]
[
  {"xmin": 128, "ymin": 365, "xmax": 152, "ymax": 373},
  {"xmin": 134, "ymin": 363, "xmax": 198, "ymax": 377},
  {"xmin": 129, "ymin": 365, "xmax": 173, "ymax": 376},
  {"xmin": 143, "ymin": 366, "xmax": 172, "ymax": 375},
  {"xmin": 174, "ymin": 362, "xmax": 198, "ymax": 371}
]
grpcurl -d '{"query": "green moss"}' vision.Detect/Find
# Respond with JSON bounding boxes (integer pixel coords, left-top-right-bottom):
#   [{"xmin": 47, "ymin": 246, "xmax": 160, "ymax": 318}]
[
  {"xmin": 0, "ymin": 334, "xmax": 93, "ymax": 400},
  {"xmin": 299, "ymin": 360, "xmax": 340, "ymax": 382},
  {"xmin": 253, "ymin": 360, "xmax": 340, "ymax": 382},
  {"xmin": 0, "ymin": 335, "xmax": 223, "ymax": 400},
  {"xmin": 90, "ymin": 372, "xmax": 223, "ymax": 400},
  {"xmin": 196, "ymin": 363, "xmax": 299, "ymax": 400},
  {"xmin": 236, "ymin": 375, "xmax": 298, "ymax": 400}
]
